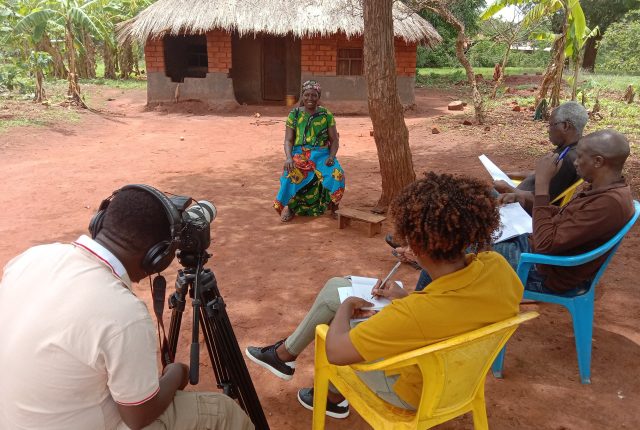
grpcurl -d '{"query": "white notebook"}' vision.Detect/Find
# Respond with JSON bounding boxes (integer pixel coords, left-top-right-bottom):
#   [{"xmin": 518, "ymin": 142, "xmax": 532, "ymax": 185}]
[
  {"xmin": 495, "ymin": 203, "xmax": 533, "ymax": 243},
  {"xmin": 479, "ymin": 154, "xmax": 517, "ymax": 188},
  {"xmin": 338, "ymin": 276, "xmax": 404, "ymax": 311}
]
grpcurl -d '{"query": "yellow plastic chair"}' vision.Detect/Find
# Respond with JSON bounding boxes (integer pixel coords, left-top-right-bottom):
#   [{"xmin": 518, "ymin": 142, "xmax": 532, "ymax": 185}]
[
  {"xmin": 550, "ymin": 179, "xmax": 583, "ymax": 206},
  {"xmin": 510, "ymin": 178, "xmax": 583, "ymax": 206},
  {"xmin": 312, "ymin": 312, "xmax": 539, "ymax": 430}
]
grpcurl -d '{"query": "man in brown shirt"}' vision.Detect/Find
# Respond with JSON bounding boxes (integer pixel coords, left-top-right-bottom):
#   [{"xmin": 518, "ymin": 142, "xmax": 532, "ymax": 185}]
[{"xmin": 493, "ymin": 129, "xmax": 634, "ymax": 294}]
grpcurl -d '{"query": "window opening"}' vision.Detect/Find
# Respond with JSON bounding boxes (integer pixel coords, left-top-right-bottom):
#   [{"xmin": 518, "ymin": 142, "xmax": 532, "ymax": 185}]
[
  {"xmin": 337, "ymin": 48, "xmax": 363, "ymax": 76},
  {"xmin": 163, "ymin": 35, "xmax": 208, "ymax": 83}
]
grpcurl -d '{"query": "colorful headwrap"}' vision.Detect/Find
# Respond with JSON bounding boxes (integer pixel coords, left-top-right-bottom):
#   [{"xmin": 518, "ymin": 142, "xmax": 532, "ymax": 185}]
[{"xmin": 302, "ymin": 80, "xmax": 321, "ymax": 96}]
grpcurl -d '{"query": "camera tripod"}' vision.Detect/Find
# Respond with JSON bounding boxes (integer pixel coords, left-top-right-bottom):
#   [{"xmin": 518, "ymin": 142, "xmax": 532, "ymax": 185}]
[{"xmin": 161, "ymin": 252, "xmax": 270, "ymax": 430}]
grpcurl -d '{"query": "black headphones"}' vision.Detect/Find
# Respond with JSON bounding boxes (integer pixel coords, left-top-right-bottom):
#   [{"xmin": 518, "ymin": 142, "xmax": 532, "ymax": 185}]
[{"xmin": 88, "ymin": 184, "xmax": 182, "ymax": 274}]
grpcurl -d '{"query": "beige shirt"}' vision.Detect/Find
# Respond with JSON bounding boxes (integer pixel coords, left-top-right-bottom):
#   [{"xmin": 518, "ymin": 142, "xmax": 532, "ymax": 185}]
[{"xmin": 0, "ymin": 236, "xmax": 159, "ymax": 430}]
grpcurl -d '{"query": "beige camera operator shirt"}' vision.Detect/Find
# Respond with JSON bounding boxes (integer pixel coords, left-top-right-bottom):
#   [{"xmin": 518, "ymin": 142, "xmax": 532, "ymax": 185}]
[{"xmin": 0, "ymin": 235, "xmax": 160, "ymax": 430}]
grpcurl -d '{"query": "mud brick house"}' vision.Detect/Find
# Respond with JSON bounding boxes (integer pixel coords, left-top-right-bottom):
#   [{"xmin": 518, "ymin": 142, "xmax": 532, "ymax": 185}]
[{"xmin": 120, "ymin": 0, "xmax": 441, "ymax": 109}]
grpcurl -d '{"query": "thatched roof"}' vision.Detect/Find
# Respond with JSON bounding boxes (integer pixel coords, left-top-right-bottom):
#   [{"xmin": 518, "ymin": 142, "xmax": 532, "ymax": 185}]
[{"xmin": 118, "ymin": 0, "xmax": 441, "ymax": 46}]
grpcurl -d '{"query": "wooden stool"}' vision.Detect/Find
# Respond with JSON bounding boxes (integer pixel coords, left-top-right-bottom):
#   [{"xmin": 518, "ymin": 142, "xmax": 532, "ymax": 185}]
[{"xmin": 335, "ymin": 208, "xmax": 386, "ymax": 237}]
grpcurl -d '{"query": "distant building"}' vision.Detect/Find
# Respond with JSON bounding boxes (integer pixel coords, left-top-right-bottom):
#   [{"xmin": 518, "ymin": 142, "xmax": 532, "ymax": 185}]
[
  {"xmin": 119, "ymin": 0, "xmax": 441, "ymax": 110},
  {"xmin": 511, "ymin": 43, "xmax": 552, "ymax": 53}
]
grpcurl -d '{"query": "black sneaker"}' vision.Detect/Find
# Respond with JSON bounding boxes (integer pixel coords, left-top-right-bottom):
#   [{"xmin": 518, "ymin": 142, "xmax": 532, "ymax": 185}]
[
  {"xmin": 245, "ymin": 339, "xmax": 296, "ymax": 381},
  {"xmin": 297, "ymin": 387, "xmax": 349, "ymax": 419}
]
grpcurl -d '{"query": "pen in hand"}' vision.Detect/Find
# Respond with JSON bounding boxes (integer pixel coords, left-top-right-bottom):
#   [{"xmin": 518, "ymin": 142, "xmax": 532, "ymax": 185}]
[{"xmin": 371, "ymin": 261, "xmax": 402, "ymax": 300}]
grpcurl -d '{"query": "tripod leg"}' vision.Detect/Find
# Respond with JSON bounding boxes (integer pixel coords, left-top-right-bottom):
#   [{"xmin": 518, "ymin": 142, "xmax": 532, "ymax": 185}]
[
  {"xmin": 199, "ymin": 306, "xmax": 232, "ymax": 395},
  {"xmin": 199, "ymin": 278, "xmax": 271, "ymax": 430},
  {"xmin": 166, "ymin": 271, "xmax": 189, "ymax": 365}
]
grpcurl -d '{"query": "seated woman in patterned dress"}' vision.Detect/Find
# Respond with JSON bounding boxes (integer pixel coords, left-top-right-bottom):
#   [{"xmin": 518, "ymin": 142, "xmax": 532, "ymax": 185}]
[{"xmin": 274, "ymin": 80, "xmax": 346, "ymax": 222}]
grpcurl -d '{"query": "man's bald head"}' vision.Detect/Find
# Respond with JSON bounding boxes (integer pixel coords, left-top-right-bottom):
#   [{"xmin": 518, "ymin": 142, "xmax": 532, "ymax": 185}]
[{"xmin": 580, "ymin": 129, "xmax": 630, "ymax": 171}]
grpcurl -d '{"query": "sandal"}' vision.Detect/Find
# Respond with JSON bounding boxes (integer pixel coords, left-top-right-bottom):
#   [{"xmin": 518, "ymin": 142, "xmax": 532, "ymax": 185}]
[{"xmin": 280, "ymin": 207, "xmax": 295, "ymax": 223}]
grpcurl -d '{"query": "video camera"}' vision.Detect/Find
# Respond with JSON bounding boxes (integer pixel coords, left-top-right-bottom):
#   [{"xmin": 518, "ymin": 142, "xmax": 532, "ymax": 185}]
[{"xmin": 169, "ymin": 197, "xmax": 216, "ymax": 268}]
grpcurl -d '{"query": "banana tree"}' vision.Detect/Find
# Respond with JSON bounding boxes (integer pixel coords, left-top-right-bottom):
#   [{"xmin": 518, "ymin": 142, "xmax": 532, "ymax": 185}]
[
  {"xmin": 16, "ymin": 0, "xmax": 102, "ymax": 107},
  {"xmin": 482, "ymin": 0, "xmax": 592, "ymax": 108}
]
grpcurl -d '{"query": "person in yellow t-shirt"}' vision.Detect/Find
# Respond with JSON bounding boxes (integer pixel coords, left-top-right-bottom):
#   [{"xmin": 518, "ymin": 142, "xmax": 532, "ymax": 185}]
[{"xmin": 246, "ymin": 172, "xmax": 523, "ymax": 418}]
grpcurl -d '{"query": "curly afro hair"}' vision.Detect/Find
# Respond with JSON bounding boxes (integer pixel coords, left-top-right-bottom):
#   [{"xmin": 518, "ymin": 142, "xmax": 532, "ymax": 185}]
[{"xmin": 390, "ymin": 172, "xmax": 499, "ymax": 261}]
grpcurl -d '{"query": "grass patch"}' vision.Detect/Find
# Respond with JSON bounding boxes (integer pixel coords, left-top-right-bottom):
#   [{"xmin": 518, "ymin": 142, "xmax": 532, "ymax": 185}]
[
  {"xmin": 579, "ymin": 71, "xmax": 640, "ymax": 92},
  {"xmin": 416, "ymin": 66, "xmax": 544, "ymax": 88},
  {"xmin": 82, "ymin": 77, "xmax": 147, "ymax": 90},
  {"xmin": 0, "ymin": 101, "xmax": 80, "ymax": 132},
  {"xmin": 586, "ymin": 98, "xmax": 640, "ymax": 144}
]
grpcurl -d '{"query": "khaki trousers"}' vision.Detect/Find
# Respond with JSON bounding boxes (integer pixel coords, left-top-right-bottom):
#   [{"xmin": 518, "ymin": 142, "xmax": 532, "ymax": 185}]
[
  {"xmin": 284, "ymin": 277, "xmax": 348, "ymax": 356},
  {"xmin": 141, "ymin": 391, "xmax": 254, "ymax": 430}
]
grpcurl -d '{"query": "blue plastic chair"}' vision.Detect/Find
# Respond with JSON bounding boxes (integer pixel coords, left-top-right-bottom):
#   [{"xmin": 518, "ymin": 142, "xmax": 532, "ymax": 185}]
[{"xmin": 492, "ymin": 200, "xmax": 640, "ymax": 384}]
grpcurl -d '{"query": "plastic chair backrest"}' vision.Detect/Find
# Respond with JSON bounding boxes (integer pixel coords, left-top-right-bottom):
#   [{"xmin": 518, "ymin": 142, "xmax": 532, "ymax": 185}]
[
  {"xmin": 517, "ymin": 200, "xmax": 640, "ymax": 285},
  {"xmin": 509, "ymin": 178, "xmax": 582, "ymax": 207},
  {"xmin": 550, "ymin": 179, "xmax": 583, "ymax": 206},
  {"xmin": 345, "ymin": 312, "xmax": 539, "ymax": 424}
]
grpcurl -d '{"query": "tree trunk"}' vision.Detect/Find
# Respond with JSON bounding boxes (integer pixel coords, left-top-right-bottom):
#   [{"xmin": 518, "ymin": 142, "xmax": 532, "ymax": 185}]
[
  {"xmin": 537, "ymin": 13, "xmax": 568, "ymax": 109},
  {"xmin": 34, "ymin": 69, "xmax": 45, "ymax": 103},
  {"xmin": 83, "ymin": 30, "xmax": 97, "ymax": 79},
  {"xmin": 426, "ymin": 2, "xmax": 484, "ymax": 123},
  {"xmin": 571, "ymin": 50, "xmax": 583, "ymax": 101},
  {"xmin": 37, "ymin": 33, "xmax": 67, "ymax": 79},
  {"xmin": 582, "ymin": 35, "xmax": 600, "ymax": 72},
  {"xmin": 119, "ymin": 41, "xmax": 134, "ymax": 79},
  {"xmin": 76, "ymin": 49, "xmax": 88, "ymax": 79},
  {"xmin": 132, "ymin": 44, "xmax": 141, "ymax": 76},
  {"xmin": 491, "ymin": 45, "xmax": 512, "ymax": 99},
  {"xmin": 103, "ymin": 43, "xmax": 117, "ymax": 79},
  {"xmin": 363, "ymin": 0, "xmax": 416, "ymax": 212},
  {"xmin": 65, "ymin": 21, "xmax": 86, "ymax": 108}
]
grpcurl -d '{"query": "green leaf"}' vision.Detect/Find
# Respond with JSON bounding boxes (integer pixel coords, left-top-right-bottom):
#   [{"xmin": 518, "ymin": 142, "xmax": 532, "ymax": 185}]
[
  {"xmin": 69, "ymin": 6, "xmax": 99, "ymax": 36},
  {"xmin": 569, "ymin": 2, "xmax": 587, "ymax": 46},
  {"xmin": 523, "ymin": 1, "xmax": 563, "ymax": 28},
  {"xmin": 33, "ymin": 22, "xmax": 45, "ymax": 42},
  {"xmin": 481, "ymin": 0, "xmax": 526, "ymax": 20},
  {"xmin": 15, "ymin": 9, "xmax": 58, "ymax": 33},
  {"xmin": 529, "ymin": 31, "xmax": 556, "ymax": 42}
]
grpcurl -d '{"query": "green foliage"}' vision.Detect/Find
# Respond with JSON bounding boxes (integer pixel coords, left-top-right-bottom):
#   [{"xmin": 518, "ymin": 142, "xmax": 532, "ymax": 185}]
[
  {"xmin": 467, "ymin": 40, "xmax": 506, "ymax": 67},
  {"xmin": 417, "ymin": 0, "xmax": 487, "ymax": 67},
  {"xmin": 1, "ymin": 0, "xmax": 152, "ymax": 100},
  {"xmin": 597, "ymin": 11, "xmax": 640, "ymax": 73},
  {"xmin": 416, "ymin": 66, "xmax": 544, "ymax": 87},
  {"xmin": 581, "ymin": 0, "xmax": 640, "ymax": 34}
]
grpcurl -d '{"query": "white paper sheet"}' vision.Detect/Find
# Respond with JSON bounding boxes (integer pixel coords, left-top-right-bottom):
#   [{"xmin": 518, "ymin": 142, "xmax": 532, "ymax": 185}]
[
  {"xmin": 495, "ymin": 203, "xmax": 533, "ymax": 243},
  {"xmin": 338, "ymin": 276, "xmax": 404, "ymax": 311},
  {"xmin": 479, "ymin": 154, "xmax": 517, "ymax": 188}
]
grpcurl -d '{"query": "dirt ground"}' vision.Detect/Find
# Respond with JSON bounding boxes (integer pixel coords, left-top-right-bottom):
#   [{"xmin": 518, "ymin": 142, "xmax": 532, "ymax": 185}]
[{"xmin": 0, "ymin": 81, "xmax": 639, "ymax": 430}]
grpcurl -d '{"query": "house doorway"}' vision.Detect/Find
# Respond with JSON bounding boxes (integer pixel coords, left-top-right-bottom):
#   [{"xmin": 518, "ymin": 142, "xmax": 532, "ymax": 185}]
[{"xmin": 231, "ymin": 33, "xmax": 300, "ymax": 105}]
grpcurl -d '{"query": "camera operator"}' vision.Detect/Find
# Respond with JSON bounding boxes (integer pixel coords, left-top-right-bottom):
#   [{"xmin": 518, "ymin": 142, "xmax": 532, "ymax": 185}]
[{"xmin": 0, "ymin": 186, "xmax": 253, "ymax": 430}]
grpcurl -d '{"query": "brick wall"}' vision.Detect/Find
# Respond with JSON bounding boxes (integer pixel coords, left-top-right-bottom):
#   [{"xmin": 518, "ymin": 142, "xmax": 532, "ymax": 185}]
[
  {"xmin": 144, "ymin": 38, "xmax": 164, "ymax": 73},
  {"xmin": 206, "ymin": 30, "xmax": 232, "ymax": 73},
  {"xmin": 145, "ymin": 30, "xmax": 416, "ymax": 77},
  {"xmin": 395, "ymin": 42, "xmax": 417, "ymax": 77},
  {"xmin": 300, "ymin": 33, "xmax": 417, "ymax": 77},
  {"xmin": 301, "ymin": 37, "xmax": 337, "ymax": 75}
]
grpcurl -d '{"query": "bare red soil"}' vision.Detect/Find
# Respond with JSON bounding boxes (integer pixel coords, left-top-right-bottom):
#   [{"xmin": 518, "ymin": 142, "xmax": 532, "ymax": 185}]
[{"xmin": 0, "ymin": 84, "xmax": 638, "ymax": 430}]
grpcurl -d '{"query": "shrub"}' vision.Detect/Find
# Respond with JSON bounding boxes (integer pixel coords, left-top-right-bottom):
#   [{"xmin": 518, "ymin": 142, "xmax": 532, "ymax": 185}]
[{"xmin": 597, "ymin": 11, "xmax": 640, "ymax": 73}]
